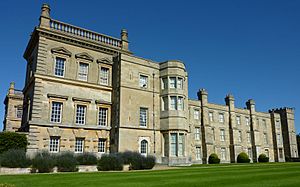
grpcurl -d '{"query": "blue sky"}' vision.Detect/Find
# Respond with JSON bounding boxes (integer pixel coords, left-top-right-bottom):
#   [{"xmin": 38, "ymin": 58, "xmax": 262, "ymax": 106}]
[{"xmin": 0, "ymin": 0, "xmax": 299, "ymax": 133}]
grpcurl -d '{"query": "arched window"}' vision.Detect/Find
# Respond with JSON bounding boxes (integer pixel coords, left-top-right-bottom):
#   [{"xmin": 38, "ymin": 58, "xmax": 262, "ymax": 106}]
[{"xmin": 140, "ymin": 140, "xmax": 148, "ymax": 156}]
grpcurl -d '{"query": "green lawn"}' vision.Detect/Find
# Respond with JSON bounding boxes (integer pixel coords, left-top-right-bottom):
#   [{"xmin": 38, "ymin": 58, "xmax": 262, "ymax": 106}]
[{"xmin": 1, "ymin": 163, "xmax": 300, "ymax": 187}]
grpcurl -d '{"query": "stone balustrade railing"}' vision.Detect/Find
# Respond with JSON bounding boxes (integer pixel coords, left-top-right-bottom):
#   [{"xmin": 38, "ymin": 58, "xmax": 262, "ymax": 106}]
[{"xmin": 49, "ymin": 19, "xmax": 122, "ymax": 48}]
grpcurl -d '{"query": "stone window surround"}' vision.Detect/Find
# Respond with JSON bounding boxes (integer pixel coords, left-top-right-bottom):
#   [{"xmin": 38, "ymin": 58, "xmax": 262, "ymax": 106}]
[
  {"xmin": 77, "ymin": 61, "xmax": 89, "ymax": 81},
  {"xmin": 73, "ymin": 100, "xmax": 90, "ymax": 126},
  {"xmin": 97, "ymin": 103, "xmax": 111, "ymax": 127},
  {"xmin": 51, "ymin": 48, "xmax": 71, "ymax": 78},
  {"xmin": 166, "ymin": 95, "xmax": 185, "ymax": 111},
  {"xmin": 48, "ymin": 96, "xmax": 68, "ymax": 124},
  {"xmin": 139, "ymin": 73, "xmax": 149, "ymax": 89},
  {"xmin": 139, "ymin": 107, "xmax": 148, "ymax": 127},
  {"xmin": 49, "ymin": 136, "xmax": 60, "ymax": 153},
  {"xmin": 160, "ymin": 76, "xmax": 185, "ymax": 90},
  {"xmin": 169, "ymin": 131, "xmax": 186, "ymax": 157},
  {"xmin": 139, "ymin": 137, "xmax": 150, "ymax": 156},
  {"xmin": 97, "ymin": 58, "xmax": 113, "ymax": 86}
]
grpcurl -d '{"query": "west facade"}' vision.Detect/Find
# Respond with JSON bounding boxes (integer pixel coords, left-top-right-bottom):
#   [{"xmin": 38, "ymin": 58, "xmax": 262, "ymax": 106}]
[{"xmin": 3, "ymin": 4, "xmax": 298, "ymax": 165}]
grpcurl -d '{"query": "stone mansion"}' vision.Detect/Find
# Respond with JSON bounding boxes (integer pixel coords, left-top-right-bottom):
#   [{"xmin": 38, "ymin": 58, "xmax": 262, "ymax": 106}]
[{"xmin": 3, "ymin": 4, "xmax": 298, "ymax": 165}]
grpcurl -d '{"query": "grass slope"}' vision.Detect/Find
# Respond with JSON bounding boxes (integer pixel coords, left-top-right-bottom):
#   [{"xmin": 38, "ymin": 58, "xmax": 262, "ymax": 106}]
[{"xmin": 1, "ymin": 163, "xmax": 300, "ymax": 187}]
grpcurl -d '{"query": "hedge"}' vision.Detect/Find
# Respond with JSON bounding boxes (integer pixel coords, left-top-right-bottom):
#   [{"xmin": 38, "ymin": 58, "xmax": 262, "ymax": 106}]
[
  {"xmin": 208, "ymin": 153, "xmax": 220, "ymax": 164},
  {"xmin": 237, "ymin": 152, "xmax": 250, "ymax": 163},
  {"xmin": 76, "ymin": 152, "xmax": 97, "ymax": 165},
  {"xmin": 258, "ymin": 154, "xmax": 269, "ymax": 163},
  {"xmin": 0, "ymin": 132, "xmax": 27, "ymax": 154},
  {"xmin": 56, "ymin": 152, "xmax": 78, "ymax": 172},
  {"xmin": 0, "ymin": 149, "xmax": 31, "ymax": 168},
  {"xmin": 31, "ymin": 151, "xmax": 56, "ymax": 173},
  {"xmin": 97, "ymin": 154, "xmax": 123, "ymax": 171}
]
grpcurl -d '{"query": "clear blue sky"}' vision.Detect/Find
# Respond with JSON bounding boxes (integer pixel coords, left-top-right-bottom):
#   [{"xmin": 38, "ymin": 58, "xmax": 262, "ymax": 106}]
[{"xmin": 0, "ymin": 0, "xmax": 299, "ymax": 133}]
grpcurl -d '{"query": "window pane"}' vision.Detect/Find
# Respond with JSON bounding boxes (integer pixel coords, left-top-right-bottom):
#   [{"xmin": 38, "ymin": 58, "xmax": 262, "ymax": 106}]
[
  {"xmin": 177, "ymin": 78, "xmax": 183, "ymax": 89},
  {"xmin": 75, "ymin": 138, "xmax": 84, "ymax": 153},
  {"xmin": 169, "ymin": 77, "xmax": 176, "ymax": 88},
  {"xmin": 140, "ymin": 108, "xmax": 147, "ymax": 127},
  {"xmin": 139, "ymin": 75, "xmax": 148, "ymax": 88},
  {"xmin": 16, "ymin": 107, "xmax": 23, "ymax": 118},
  {"xmin": 220, "ymin": 129, "xmax": 225, "ymax": 141},
  {"xmin": 196, "ymin": 147, "xmax": 201, "ymax": 160},
  {"xmin": 98, "ymin": 107, "xmax": 108, "ymax": 126},
  {"xmin": 170, "ymin": 96, "xmax": 177, "ymax": 110},
  {"xmin": 49, "ymin": 136, "xmax": 60, "ymax": 153},
  {"xmin": 194, "ymin": 109, "xmax": 199, "ymax": 120},
  {"xmin": 209, "ymin": 112, "xmax": 213, "ymax": 122},
  {"xmin": 98, "ymin": 139, "xmax": 106, "ymax": 153},
  {"xmin": 140, "ymin": 140, "xmax": 148, "ymax": 155},
  {"xmin": 195, "ymin": 128, "xmax": 200, "ymax": 140},
  {"xmin": 170, "ymin": 133, "xmax": 177, "ymax": 156},
  {"xmin": 177, "ymin": 97, "xmax": 183, "ymax": 111},
  {"xmin": 221, "ymin": 148, "xmax": 226, "ymax": 160},
  {"xmin": 162, "ymin": 78, "xmax": 168, "ymax": 90},
  {"xmin": 100, "ymin": 67, "xmax": 109, "ymax": 85},
  {"xmin": 55, "ymin": 57, "xmax": 65, "ymax": 77},
  {"xmin": 51, "ymin": 102, "xmax": 62, "ymax": 123},
  {"xmin": 78, "ymin": 63, "xmax": 89, "ymax": 81},
  {"xmin": 178, "ymin": 134, "xmax": 184, "ymax": 156},
  {"xmin": 76, "ymin": 105, "xmax": 86, "ymax": 125}
]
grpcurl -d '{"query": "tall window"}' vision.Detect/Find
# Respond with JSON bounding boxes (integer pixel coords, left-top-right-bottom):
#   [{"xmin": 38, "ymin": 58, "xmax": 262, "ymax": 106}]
[
  {"xmin": 177, "ymin": 97, "xmax": 184, "ymax": 111},
  {"xmin": 140, "ymin": 108, "xmax": 147, "ymax": 127},
  {"xmin": 245, "ymin": 117, "xmax": 250, "ymax": 126},
  {"xmin": 50, "ymin": 102, "xmax": 62, "ymax": 123},
  {"xmin": 220, "ymin": 129, "xmax": 225, "ymax": 141},
  {"xmin": 277, "ymin": 134, "xmax": 281, "ymax": 144},
  {"xmin": 178, "ymin": 134, "xmax": 184, "ymax": 156},
  {"xmin": 196, "ymin": 147, "xmax": 201, "ymax": 160},
  {"xmin": 194, "ymin": 109, "xmax": 200, "ymax": 120},
  {"xmin": 139, "ymin": 75, "xmax": 148, "ymax": 88},
  {"xmin": 140, "ymin": 140, "xmax": 148, "ymax": 156},
  {"xmin": 78, "ymin": 63, "xmax": 89, "ymax": 81},
  {"xmin": 219, "ymin": 113, "xmax": 224, "ymax": 123},
  {"xmin": 16, "ymin": 106, "xmax": 23, "ymax": 118},
  {"xmin": 264, "ymin": 133, "xmax": 268, "ymax": 144},
  {"xmin": 262, "ymin": 119, "xmax": 267, "ymax": 128},
  {"xmin": 162, "ymin": 78, "xmax": 168, "ymax": 90},
  {"xmin": 209, "ymin": 112, "xmax": 213, "ymax": 122},
  {"xmin": 76, "ymin": 105, "xmax": 86, "ymax": 125},
  {"xmin": 248, "ymin": 148, "xmax": 252, "ymax": 160},
  {"xmin": 279, "ymin": 148, "xmax": 283, "ymax": 159},
  {"xmin": 100, "ymin": 67, "xmax": 109, "ymax": 85},
  {"xmin": 49, "ymin": 136, "xmax": 60, "ymax": 153},
  {"xmin": 98, "ymin": 107, "xmax": 108, "ymax": 126},
  {"xmin": 170, "ymin": 96, "xmax": 177, "ymax": 110},
  {"xmin": 170, "ymin": 133, "xmax": 177, "ymax": 156},
  {"xmin": 265, "ymin": 149, "xmax": 269, "ymax": 157},
  {"xmin": 162, "ymin": 97, "xmax": 168, "ymax": 111},
  {"xmin": 276, "ymin": 120, "xmax": 280, "ymax": 128},
  {"xmin": 195, "ymin": 128, "xmax": 201, "ymax": 140},
  {"xmin": 238, "ymin": 131, "xmax": 242, "ymax": 142},
  {"xmin": 221, "ymin": 148, "xmax": 226, "ymax": 160},
  {"xmin": 177, "ymin": 77, "xmax": 183, "ymax": 89},
  {"xmin": 236, "ymin": 116, "xmax": 241, "ymax": 125},
  {"xmin": 247, "ymin": 132, "xmax": 251, "ymax": 143},
  {"xmin": 169, "ymin": 77, "xmax": 176, "ymax": 88},
  {"xmin": 55, "ymin": 57, "xmax": 65, "ymax": 77},
  {"xmin": 212, "ymin": 128, "xmax": 215, "ymax": 141},
  {"xmin": 75, "ymin": 138, "xmax": 84, "ymax": 153},
  {"xmin": 98, "ymin": 139, "xmax": 106, "ymax": 153}
]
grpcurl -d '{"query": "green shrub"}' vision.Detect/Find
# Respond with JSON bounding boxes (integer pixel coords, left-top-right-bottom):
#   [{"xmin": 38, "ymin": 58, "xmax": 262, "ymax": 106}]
[
  {"xmin": 56, "ymin": 152, "xmax": 78, "ymax": 172},
  {"xmin": 0, "ymin": 132, "xmax": 27, "ymax": 154},
  {"xmin": 141, "ymin": 155, "xmax": 156, "ymax": 169},
  {"xmin": 237, "ymin": 152, "xmax": 250, "ymax": 163},
  {"xmin": 32, "ymin": 151, "xmax": 56, "ymax": 173},
  {"xmin": 208, "ymin": 153, "xmax": 220, "ymax": 164},
  {"xmin": 0, "ymin": 149, "xmax": 31, "ymax": 168},
  {"xmin": 97, "ymin": 154, "xmax": 123, "ymax": 171},
  {"xmin": 76, "ymin": 152, "xmax": 97, "ymax": 165},
  {"xmin": 258, "ymin": 154, "xmax": 269, "ymax": 163}
]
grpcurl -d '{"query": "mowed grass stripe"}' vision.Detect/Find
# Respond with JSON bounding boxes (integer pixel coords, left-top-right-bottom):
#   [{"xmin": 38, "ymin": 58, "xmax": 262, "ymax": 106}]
[{"xmin": 0, "ymin": 163, "xmax": 299, "ymax": 187}]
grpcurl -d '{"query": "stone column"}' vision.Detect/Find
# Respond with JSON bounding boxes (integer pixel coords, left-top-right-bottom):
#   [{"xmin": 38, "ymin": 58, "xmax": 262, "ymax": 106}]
[
  {"xmin": 246, "ymin": 99, "xmax": 259, "ymax": 162},
  {"xmin": 197, "ymin": 89, "xmax": 209, "ymax": 164},
  {"xmin": 225, "ymin": 94, "xmax": 236, "ymax": 163}
]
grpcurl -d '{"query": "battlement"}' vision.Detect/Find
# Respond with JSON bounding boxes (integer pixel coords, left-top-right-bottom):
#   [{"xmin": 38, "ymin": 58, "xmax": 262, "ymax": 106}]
[{"xmin": 269, "ymin": 107, "xmax": 295, "ymax": 114}]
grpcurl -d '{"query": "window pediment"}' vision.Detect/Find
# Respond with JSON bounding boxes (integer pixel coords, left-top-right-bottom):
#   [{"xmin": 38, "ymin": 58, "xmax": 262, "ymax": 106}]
[
  {"xmin": 51, "ymin": 47, "xmax": 72, "ymax": 57},
  {"xmin": 97, "ymin": 58, "xmax": 113, "ymax": 65},
  {"xmin": 75, "ymin": 52, "xmax": 94, "ymax": 61}
]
